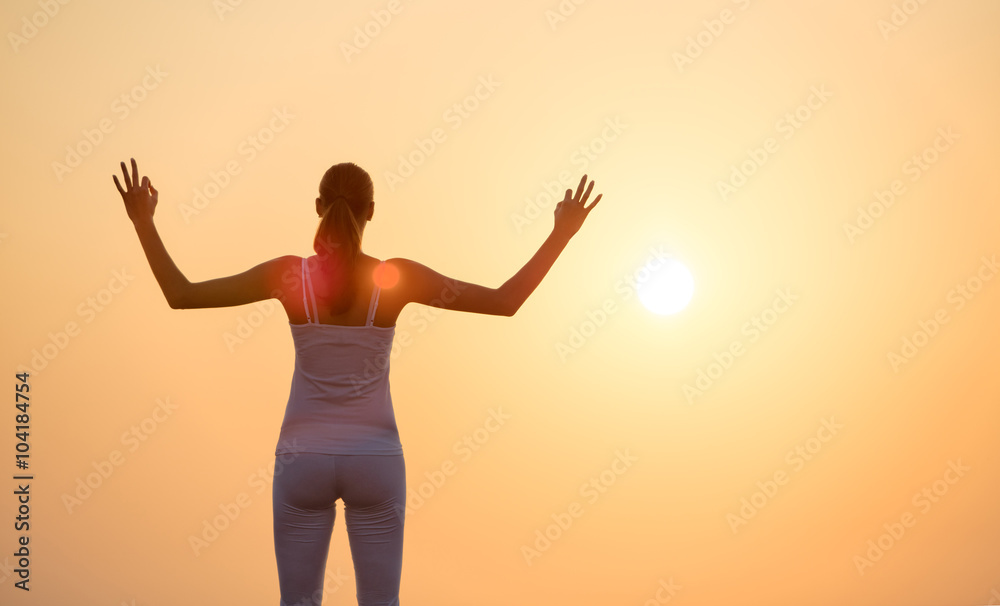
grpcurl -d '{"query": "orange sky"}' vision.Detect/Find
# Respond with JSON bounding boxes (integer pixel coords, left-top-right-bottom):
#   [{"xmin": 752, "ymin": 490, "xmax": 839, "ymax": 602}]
[{"xmin": 1, "ymin": 1, "xmax": 999, "ymax": 604}]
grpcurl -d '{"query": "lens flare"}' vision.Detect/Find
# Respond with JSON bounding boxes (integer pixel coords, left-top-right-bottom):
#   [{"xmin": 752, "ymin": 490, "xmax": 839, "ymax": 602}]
[{"xmin": 373, "ymin": 262, "xmax": 400, "ymax": 289}]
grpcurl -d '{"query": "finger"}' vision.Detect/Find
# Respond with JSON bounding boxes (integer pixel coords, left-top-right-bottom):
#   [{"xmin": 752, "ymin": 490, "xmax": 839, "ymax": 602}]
[
  {"xmin": 130, "ymin": 158, "xmax": 139, "ymax": 187},
  {"xmin": 113, "ymin": 175, "xmax": 126, "ymax": 198},
  {"xmin": 584, "ymin": 193, "xmax": 602, "ymax": 212},
  {"xmin": 120, "ymin": 161, "xmax": 132, "ymax": 189},
  {"xmin": 564, "ymin": 188, "xmax": 573, "ymax": 202},
  {"xmin": 574, "ymin": 174, "xmax": 587, "ymax": 201},
  {"xmin": 581, "ymin": 179, "xmax": 595, "ymax": 203},
  {"xmin": 141, "ymin": 176, "xmax": 150, "ymax": 190}
]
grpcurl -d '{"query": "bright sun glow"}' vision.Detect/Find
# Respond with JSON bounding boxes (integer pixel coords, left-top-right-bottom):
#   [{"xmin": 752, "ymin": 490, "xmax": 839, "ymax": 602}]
[{"xmin": 637, "ymin": 257, "xmax": 694, "ymax": 315}]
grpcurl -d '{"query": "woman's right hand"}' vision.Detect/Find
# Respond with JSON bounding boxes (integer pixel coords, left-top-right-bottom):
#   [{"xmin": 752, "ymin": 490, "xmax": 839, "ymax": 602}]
[{"xmin": 553, "ymin": 174, "xmax": 602, "ymax": 239}]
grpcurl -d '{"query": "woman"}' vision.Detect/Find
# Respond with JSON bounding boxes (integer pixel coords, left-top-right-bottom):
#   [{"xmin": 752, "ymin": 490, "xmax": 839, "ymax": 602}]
[{"xmin": 113, "ymin": 158, "xmax": 602, "ymax": 605}]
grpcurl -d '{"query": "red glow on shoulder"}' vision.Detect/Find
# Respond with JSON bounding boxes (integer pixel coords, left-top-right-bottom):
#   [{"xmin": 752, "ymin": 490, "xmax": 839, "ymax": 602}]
[{"xmin": 373, "ymin": 262, "xmax": 400, "ymax": 289}]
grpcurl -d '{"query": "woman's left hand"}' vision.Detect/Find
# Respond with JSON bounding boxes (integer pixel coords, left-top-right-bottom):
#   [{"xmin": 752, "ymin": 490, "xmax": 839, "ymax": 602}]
[{"xmin": 113, "ymin": 158, "xmax": 158, "ymax": 224}]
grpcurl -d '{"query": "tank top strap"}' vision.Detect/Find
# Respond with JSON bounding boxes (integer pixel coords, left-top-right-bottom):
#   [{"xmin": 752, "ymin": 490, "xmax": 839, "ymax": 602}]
[
  {"xmin": 301, "ymin": 257, "xmax": 319, "ymax": 324},
  {"xmin": 365, "ymin": 261, "xmax": 385, "ymax": 326}
]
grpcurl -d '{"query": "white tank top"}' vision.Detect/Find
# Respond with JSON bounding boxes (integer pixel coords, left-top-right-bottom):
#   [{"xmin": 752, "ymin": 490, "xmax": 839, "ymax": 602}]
[{"xmin": 274, "ymin": 256, "xmax": 403, "ymax": 456}]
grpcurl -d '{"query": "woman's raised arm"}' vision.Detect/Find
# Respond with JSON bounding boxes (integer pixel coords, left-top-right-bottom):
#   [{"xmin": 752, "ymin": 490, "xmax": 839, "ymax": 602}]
[
  {"xmin": 114, "ymin": 158, "xmax": 286, "ymax": 309},
  {"xmin": 394, "ymin": 174, "xmax": 602, "ymax": 317},
  {"xmin": 114, "ymin": 157, "xmax": 190, "ymax": 308}
]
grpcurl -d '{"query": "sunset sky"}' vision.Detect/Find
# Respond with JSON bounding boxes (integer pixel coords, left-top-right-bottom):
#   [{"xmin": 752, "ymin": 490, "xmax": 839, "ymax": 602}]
[{"xmin": 1, "ymin": 1, "xmax": 999, "ymax": 604}]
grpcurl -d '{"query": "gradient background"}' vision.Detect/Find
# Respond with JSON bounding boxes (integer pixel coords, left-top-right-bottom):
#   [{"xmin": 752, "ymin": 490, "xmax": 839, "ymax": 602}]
[{"xmin": 1, "ymin": 1, "xmax": 999, "ymax": 604}]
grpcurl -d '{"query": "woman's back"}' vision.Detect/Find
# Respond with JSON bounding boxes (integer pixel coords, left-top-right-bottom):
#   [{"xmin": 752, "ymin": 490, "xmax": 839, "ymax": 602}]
[
  {"xmin": 282, "ymin": 253, "xmax": 400, "ymax": 328},
  {"xmin": 275, "ymin": 255, "xmax": 403, "ymax": 457}
]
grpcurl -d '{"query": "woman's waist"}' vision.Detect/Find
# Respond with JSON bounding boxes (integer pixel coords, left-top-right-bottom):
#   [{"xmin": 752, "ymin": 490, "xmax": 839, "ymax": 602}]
[{"xmin": 275, "ymin": 424, "xmax": 403, "ymax": 455}]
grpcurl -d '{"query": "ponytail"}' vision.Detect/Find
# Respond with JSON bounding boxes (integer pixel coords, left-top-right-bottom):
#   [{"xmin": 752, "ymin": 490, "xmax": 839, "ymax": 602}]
[{"xmin": 312, "ymin": 163, "xmax": 373, "ymax": 316}]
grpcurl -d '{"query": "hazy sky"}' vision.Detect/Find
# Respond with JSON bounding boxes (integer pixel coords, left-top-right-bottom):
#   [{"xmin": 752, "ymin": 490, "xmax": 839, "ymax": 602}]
[{"xmin": 1, "ymin": 1, "xmax": 999, "ymax": 604}]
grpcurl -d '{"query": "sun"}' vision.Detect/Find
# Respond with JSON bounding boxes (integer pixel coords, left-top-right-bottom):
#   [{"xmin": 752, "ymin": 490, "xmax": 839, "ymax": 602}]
[{"xmin": 637, "ymin": 257, "xmax": 694, "ymax": 315}]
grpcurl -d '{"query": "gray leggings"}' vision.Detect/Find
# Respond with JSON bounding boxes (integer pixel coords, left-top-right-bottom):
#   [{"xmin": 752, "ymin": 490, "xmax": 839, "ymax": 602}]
[{"xmin": 272, "ymin": 453, "xmax": 406, "ymax": 606}]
